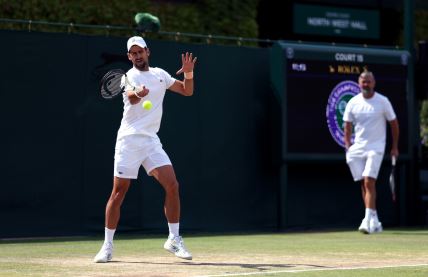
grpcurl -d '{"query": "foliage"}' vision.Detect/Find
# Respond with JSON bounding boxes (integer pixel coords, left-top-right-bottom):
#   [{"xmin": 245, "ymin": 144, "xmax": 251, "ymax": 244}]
[
  {"xmin": 0, "ymin": 0, "xmax": 260, "ymax": 45},
  {"xmin": 396, "ymin": 9, "xmax": 428, "ymax": 48},
  {"xmin": 421, "ymin": 100, "xmax": 428, "ymax": 146},
  {"xmin": 416, "ymin": 10, "xmax": 428, "ymax": 146},
  {"xmin": 198, "ymin": 0, "xmax": 259, "ymax": 38},
  {"xmin": 415, "ymin": 9, "xmax": 428, "ymax": 42}
]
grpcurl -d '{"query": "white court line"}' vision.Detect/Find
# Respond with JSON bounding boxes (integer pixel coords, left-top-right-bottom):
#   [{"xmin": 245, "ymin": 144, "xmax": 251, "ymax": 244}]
[{"xmin": 195, "ymin": 263, "xmax": 428, "ymax": 277}]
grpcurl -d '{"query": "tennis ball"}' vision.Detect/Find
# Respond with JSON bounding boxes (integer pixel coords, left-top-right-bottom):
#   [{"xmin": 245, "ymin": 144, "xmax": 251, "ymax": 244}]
[{"xmin": 142, "ymin": 100, "xmax": 152, "ymax": 110}]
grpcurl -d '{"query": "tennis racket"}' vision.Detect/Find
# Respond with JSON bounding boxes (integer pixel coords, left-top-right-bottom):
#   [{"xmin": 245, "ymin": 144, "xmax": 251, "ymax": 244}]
[
  {"xmin": 389, "ymin": 156, "xmax": 397, "ymax": 202},
  {"xmin": 100, "ymin": 69, "xmax": 138, "ymax": 99}
]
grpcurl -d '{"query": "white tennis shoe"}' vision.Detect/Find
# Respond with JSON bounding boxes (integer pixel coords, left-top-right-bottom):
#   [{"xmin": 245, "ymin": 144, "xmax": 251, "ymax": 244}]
[
  {"xmin": 164, "ymin": 236, "xmax": 192, "ymax": 260},
  {"xmin": 358, "ymin": 218, "xmax": 370, "ymax": 234},
  {"xmin": 93, "ymin": 242, "xmax": 113, "ymax": 263},
  {"xmin": 369, "ymin": 219, "xmax": 383, "ymax": 234}
]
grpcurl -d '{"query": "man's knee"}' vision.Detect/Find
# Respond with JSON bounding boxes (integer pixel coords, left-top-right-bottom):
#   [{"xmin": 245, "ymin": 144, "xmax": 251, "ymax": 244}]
[
  {"xmin": 111, "ymin": 179, "xmax": 130, "ymax": 202},
  {"xmin": 363, "ymin": 177, "xmax": 376, "ymax": 189},
  {"xmin": 164, "ymin": 179, "xmax": 179, "ymax": 194}
]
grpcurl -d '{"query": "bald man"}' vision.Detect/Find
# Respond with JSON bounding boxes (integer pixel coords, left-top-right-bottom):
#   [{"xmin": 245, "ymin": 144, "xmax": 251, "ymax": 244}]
[{"xmin": 343, "ymin": 71, "xmax": 399, "ymax": 234}]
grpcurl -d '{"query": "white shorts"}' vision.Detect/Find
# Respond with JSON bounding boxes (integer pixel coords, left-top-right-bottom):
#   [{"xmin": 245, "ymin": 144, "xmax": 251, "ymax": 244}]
[
  {"xmin": 346, "ymin": 149, "xmax": 384, "ymax": 181},
  {"xmin": 114, "ymin": 135, "xmax": 172, "ymax": 179}
]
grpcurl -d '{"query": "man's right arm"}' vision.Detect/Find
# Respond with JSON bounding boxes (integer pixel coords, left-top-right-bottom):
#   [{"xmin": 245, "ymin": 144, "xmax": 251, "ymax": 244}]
[
  {"xmin": 389, "ymin": 119, "xmax": 399, "ymax": 158},
  {"xmin": 126, "ymin": 87, "xmax": 149, "ymax": 105},
  {"xmin": 344, "ymin": 121, "xmax": 353, "ymax": 151}
]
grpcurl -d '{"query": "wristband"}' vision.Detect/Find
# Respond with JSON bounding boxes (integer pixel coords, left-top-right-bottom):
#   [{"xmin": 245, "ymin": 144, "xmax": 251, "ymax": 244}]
[{"xmin": 184, "ymin": 71, "xmax": 194, "ymax": 80}]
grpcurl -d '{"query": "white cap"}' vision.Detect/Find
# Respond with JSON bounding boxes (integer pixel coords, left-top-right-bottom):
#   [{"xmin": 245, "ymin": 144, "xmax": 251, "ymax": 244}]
[{"xmin": 127, "ymin": 36, "xmax": 147, "ymax": 52}]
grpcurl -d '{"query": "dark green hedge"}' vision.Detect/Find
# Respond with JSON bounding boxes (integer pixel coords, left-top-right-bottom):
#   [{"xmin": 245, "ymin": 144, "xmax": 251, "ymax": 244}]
[{"xmin": 0, "ymin": 0, "xmax": 259, "ymax": 45}]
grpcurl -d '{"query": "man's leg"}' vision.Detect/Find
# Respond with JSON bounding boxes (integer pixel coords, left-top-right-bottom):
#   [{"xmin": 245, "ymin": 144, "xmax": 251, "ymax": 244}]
[
  {"xmin": 150, "ymin": 165, "xmax": 192, "ymax": 260},
  {"xmin": 361, "ymin": 176, "xmax": 382, "ymax": 233},
  {"xmin": 359, "ymin": 178, "xmax": 377, "ymax": 234},
  {"xmin": 347, "ymin": 154, "xmax": 371, "ymax": 233},
  {"xmin": 362, "ymin": 177, "xmax": 376, "ymax": 210},
  {"xmin": 360, "ymin": 180, "xmax": 366, "ymax": 205},
  {"xmin": 106, "ymin": 177, "xmax": 132, "ymax": 228},
  {"xmin": 359, "ymin": 179, "xmax": 370, "ymax": 233},
  {"xmin": 94, "ymin": 177, "xmax": 131, "ymax": 263},
  {"xmin": 364, "ymin": 151, "xmax": 384, "ymax": 233},
  {"xmin": 150, "ymin": 165, "xmax": 180, "ymax": 223}
]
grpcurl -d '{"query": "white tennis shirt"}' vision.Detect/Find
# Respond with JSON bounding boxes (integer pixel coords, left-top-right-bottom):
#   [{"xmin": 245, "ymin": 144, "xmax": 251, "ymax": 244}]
[
  {"xmin": 117, "ymin": 66, "xmax": 176, "ymax": 139},
  {"xmin": 343, "ymin": 92, "xmax": 396, "ymax": 153}
]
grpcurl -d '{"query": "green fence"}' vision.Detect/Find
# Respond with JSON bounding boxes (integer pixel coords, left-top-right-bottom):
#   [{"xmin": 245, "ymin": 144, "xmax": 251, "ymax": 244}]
[
  {"xmin": 0, "ymin": 30, "xmax": 278, "ymax": 237},
  {"xmin": 0, "ymin": 30, "xmax": 419, "ymax": 238}
]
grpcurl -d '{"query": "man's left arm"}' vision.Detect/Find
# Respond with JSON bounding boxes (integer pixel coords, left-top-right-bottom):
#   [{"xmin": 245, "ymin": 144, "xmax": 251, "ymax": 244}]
[
  {"xmin": 169, "ymin": 77, "xmax": 194, "ymax": 96},
  {"xmin": 389, "ymin": 119, "xmax": 399, "ymax": 158},
  {"xmin": 169, "ymin": 52, "xmax": 197, "ymax": 96}
]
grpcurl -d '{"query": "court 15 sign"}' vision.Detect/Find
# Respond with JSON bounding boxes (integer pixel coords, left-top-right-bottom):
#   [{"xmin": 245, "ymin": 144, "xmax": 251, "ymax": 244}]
[{"xmin": 293, "ymin": 4, "xmax": 380, "ymax": 39}]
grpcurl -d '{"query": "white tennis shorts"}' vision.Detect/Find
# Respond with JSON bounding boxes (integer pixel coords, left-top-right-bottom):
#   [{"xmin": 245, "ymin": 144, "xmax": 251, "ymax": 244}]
[
  {"xmin": 114, "ymin": 135, "xmax": 172, "ymax": 179},
  {"xmin": 346, "ymin": 149, "xmax": 384, "ymax": 181}
]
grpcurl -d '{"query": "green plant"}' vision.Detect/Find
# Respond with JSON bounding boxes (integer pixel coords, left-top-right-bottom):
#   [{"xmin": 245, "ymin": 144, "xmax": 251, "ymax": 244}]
[
  {"xmin": 420, "ymin": 100, "xmax": 428, "ymax": 146},
  {"xmin": 0, "ymin": 0, "xmax": 260, "ymax": 46}
]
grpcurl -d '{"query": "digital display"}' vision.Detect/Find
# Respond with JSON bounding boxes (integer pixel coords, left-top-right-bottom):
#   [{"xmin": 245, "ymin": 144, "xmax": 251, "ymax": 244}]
[{"xmin": 283, "ymin": 47, "xmax": 408, "ymax": 154}]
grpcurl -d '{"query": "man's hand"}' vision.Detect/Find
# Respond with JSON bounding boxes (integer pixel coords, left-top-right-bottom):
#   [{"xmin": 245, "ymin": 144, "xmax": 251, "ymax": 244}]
[
  {"xmin": 135, "ymin": 85, "xmax": 149, "ymax": 98},
  {"xmin": 176, "ymin": 52, "xmax": 197, "ymax": 75},
  {"xmin": 343, "ymin": 121, "xmax": 353, "ymax": 153},
  {"xmin": 391, "ymin": 148, "xmax": 399, "ymax": 159},
  {"xmin": 345, "ymin": 144, "xmax": 351, "ymax": 152},
  {"xmin": 128, "ymin": 85, "xmax": 149, "ymax": 105}
]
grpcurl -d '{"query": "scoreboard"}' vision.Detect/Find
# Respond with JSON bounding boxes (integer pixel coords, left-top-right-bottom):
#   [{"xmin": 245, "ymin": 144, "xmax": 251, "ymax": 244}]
[{"xmin": 270, "ymin": 42, "xmax": 410, "ymax": 157}]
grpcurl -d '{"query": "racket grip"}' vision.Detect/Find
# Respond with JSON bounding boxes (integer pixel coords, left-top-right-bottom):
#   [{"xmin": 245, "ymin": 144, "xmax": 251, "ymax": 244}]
[
  {"xmin": 392, "ymin": 156, "xmax": 396, "ymax": 166},
  {"xmin": 133, "ymin": 90, "xmax": 143, "ymax": 98},
  {"xmin": 133, "ymin": 85, "xmax": 146, "ymax": 98}
]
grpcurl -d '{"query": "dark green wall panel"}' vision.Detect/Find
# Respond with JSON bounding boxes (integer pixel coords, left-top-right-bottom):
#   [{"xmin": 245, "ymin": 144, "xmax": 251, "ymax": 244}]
[{"xmin": 0, "ymin": 30, "xmax": 277, "ymax": 237}]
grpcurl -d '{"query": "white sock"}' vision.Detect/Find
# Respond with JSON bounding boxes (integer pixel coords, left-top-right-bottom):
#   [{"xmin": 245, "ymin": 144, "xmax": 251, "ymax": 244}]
[
  {"xmin": 365, "ymin": 208, "xmax": 371, "ymax": 220},
  {"xmin": 370, "ymin": 209, "xmax": 379, "ymax": 221},
  {"xmin": 104, "ymin": 227, "xmax": 116, "ymax": 244},
  {"xmin": 168, "ymin": 223, "xmax": 179, "ymax": 238}
]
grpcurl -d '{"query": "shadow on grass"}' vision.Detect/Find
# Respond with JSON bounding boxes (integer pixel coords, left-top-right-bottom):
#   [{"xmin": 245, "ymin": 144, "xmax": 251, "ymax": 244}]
[{"xmin": 109, "ymin": 260, "xmax": 329, "ymax": 272}]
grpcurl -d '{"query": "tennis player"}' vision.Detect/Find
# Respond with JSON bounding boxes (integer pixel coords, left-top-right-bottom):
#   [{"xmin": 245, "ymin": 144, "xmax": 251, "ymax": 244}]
[
  {"xmin": 343, "ymin": 70, "xmax": 399, "ymax": 234},
  {"xmin": 94, "ymin": 36, "xmax": 197, "ymax": 262}
]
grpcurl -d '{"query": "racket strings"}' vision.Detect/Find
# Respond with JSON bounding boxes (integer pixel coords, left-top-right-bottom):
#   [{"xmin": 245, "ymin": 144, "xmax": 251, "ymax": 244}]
[
  {"xmin": 106, "ymin": 75, "xmax": 122, "ymax": 90},
  {"xmin": 100, "ymin": 69, "xmax": 126, "ymax": 99}
]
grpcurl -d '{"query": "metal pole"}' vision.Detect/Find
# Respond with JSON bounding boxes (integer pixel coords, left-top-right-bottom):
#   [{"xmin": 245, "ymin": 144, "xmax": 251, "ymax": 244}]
[
  {"xmin": 404, "ymin": 0, "xmax": 415, "ymax": 55},
  {"xmin": 403, "ymin": 0, "xmax": 418, "ymax": 225}
]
